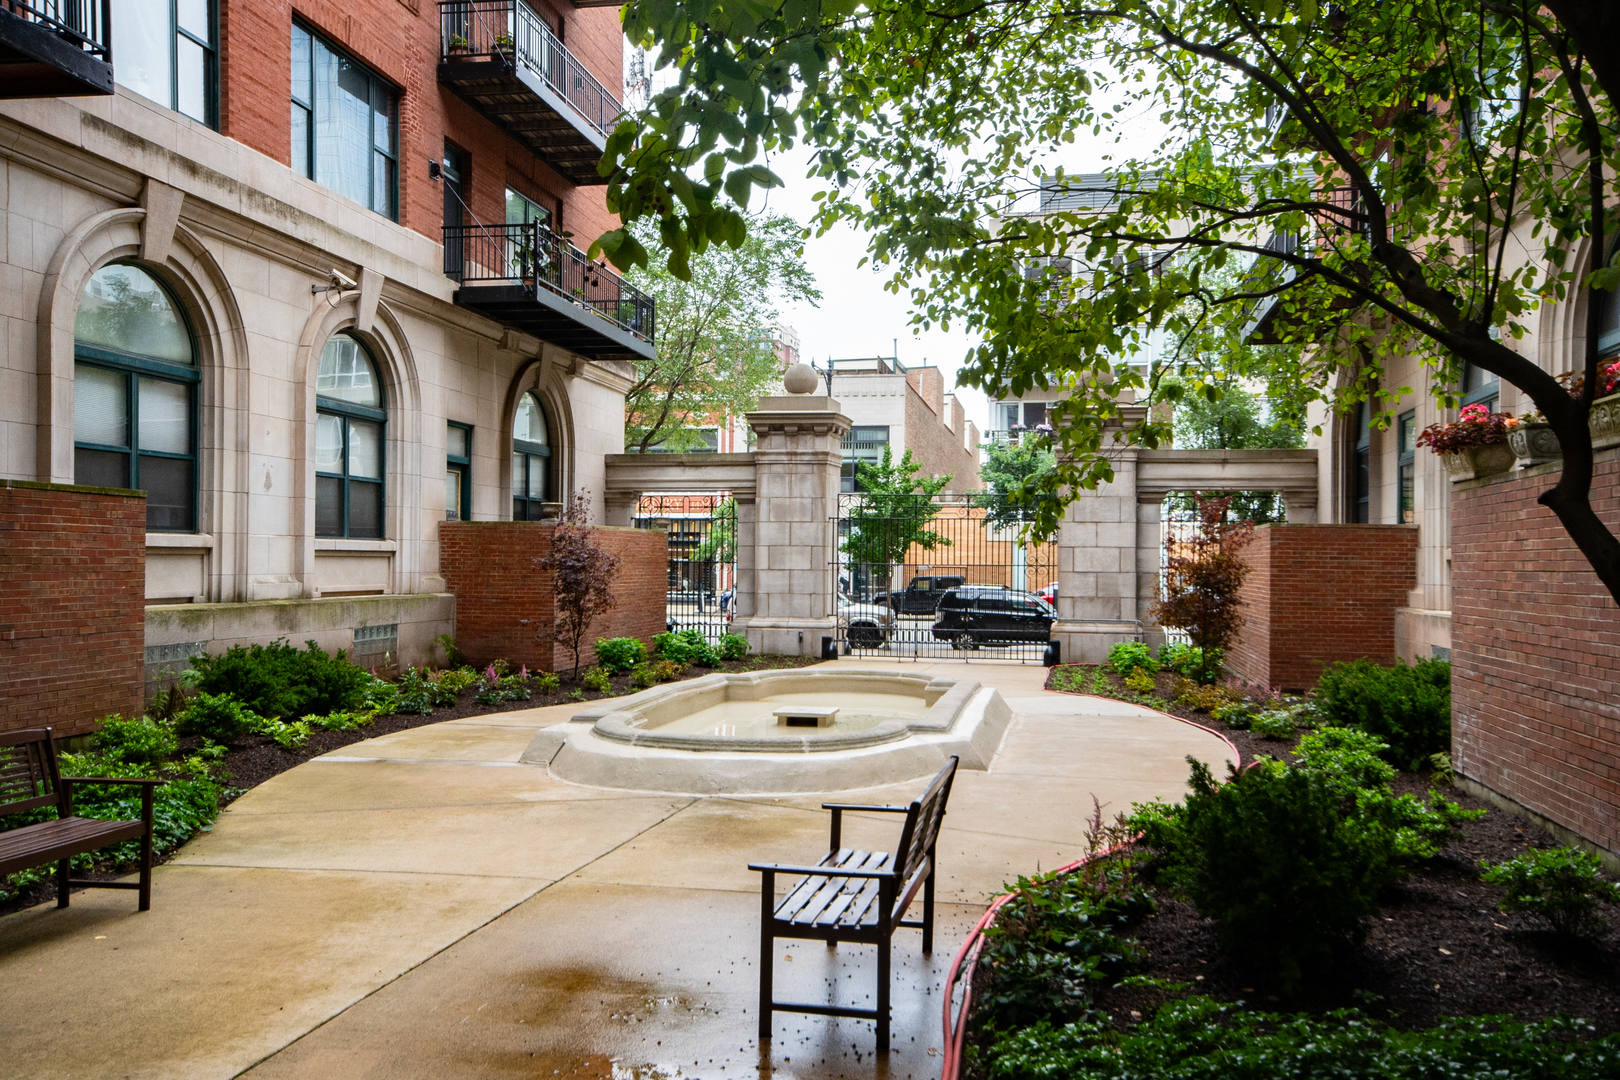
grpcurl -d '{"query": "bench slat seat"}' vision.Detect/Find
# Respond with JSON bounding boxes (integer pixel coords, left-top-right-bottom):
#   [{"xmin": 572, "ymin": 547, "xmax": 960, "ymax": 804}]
[
  {"xmin": 0, "ymin": 816, "xmax": 147, "ymax": 876},
  {"xmin": 0, "ymin": 728, "xmax": 157, "ymax": 910},
  {"xmin": 749, "ymin": 756, "xmax": 959, "ymax": 1050}
]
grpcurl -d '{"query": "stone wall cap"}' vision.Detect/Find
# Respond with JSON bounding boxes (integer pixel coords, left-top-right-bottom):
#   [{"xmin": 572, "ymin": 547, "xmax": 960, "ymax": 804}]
[
  {"xmin": 752, "ymin": 395, "xmax": 842, "ymax": 412},
  {"xmin": 1, "ymin": 478, "xmax": 145, "ymax": 498}
]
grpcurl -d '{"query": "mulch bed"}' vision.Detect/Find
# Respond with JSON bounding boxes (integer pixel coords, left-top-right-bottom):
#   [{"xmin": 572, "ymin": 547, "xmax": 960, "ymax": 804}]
[
  {"xmin": 1040, "ymin": 663, "xmax": 1620, "ymax": 1034},
  {"xmin": 0, "ymin": 653, "xmax": 821, "ymax": 918},
  {"xmin": 215, "ymin": 652, "xmax": 821, "ymax": 793}
]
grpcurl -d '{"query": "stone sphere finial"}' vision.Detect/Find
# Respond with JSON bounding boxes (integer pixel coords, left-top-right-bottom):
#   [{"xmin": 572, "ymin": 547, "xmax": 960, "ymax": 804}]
[{"xmin": 783, "ymin": 362, "xmax": 820, "ymax": 395}]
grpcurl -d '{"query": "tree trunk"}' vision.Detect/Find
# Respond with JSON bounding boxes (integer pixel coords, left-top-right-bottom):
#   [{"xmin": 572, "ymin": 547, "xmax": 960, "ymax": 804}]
[{"xmin": 1538, "ymin": 415, "xmax": 1620, "ymax": 606}]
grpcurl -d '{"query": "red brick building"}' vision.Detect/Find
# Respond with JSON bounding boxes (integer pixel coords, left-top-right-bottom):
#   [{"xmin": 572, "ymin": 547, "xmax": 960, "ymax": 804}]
[{"xmin": 0, "ymin": 0, "xmax": 657, "ymax": 730}]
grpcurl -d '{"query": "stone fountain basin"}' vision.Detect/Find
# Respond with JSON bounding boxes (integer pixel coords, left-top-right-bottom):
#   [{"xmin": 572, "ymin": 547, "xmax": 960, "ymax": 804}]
[{"xmin": 520, "ymin": 669, "xmax": 1013, "ymax": 795}]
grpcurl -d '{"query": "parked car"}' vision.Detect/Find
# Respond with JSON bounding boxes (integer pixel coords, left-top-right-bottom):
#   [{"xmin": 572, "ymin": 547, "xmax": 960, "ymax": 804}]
[
  {"xmin": 931, "ymin": 586, "xmax": 1056, "ymax": 647},
  {"xmin": 885, "ymin": 575, "xmax": 967, "ymax": 615},
  {"xmin": 1036, "ymin": 581, "xmax": 1058, "ymax": 605},
  {"xmin": 838, "ymin": 593, "xmax": 895, "ymax": 649}
]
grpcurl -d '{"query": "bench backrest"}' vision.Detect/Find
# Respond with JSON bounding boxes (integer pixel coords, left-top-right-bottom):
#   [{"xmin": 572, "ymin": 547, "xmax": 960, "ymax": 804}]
[
  {"xmin": 893, "ymin": 755, "xmax": 958, "ymax": 889},
  {"xmin": 0, "ymin": 728, "xmax": 66, "ymax": 818}
]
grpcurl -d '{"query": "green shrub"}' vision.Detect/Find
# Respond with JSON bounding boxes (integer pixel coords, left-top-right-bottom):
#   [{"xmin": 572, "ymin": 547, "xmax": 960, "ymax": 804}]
[
  {"xmin": 1143, "ymin": 758, "xmax": 1404, "ymax": 993},
  {"xmin": 474, "ymin": 665, "xmax": 532, "ymax": 705},
  {"xmin": 1107, "ymin": 641, "xmax": 1157, "ymax": 678},
  {"xmin": 190, "ymin": 639, "xmax": 372, "ymax": 720},
  {"xmin": 653, "ymin": 629, "xmax": 721, "ymax": 667},
  {"xmin": 985, "ymin": 997, "xmax": 1620, "ymax": 1080},
  {"xmin": 92, "ymin": 715, "xmax": 178, "ymax": 765},
  {"xmin": 630, "ymin": 663, "xmax": 659, "ymax": 689},
  {"xmin": 304, "ymin": 710, "xmax": 371, "ymax": 732},
  {"xmin": 651, "ymin": 659, "xmax": 684, "ymax": 682},
  {"xmin": 534, "ymin": 671, "xmax": 561, "ymax": 694},
  {"xmin": 717, "ymin": 633, "xmax": 750, "ymax": 661},
  {"xmin": 1210, "ymin": 700, "xmax": 1256, "ymax": 729},
  {"xmin": 256, "ymin": 717, "xmax": 311, "ymax": 750},
  {"xmin": 1481, "ymin": 847, "xmax": 1620, "ymax": 938},
  {"xmin": 1122, "ymin": 669, "xmax": 1157, "ymax": 694},
  {"xmin": 594, "ymin": 637, "xmax": 648, "ymax": 674},
  {"xmin": 1156, "ymin": 642, "xmax": 1209, "ymax": 680},
  {"xmin": 1250, "ymin": 709, "xmax": 1296, "ymax": 740},
  {"xmin": 976, "ymin": 866, "xmax": 1154, "ymax": 1029},
  {"xmin": 581, "ymin": 667, "xmax": 612, "ymax": 693},
  {"xmin": 1173, "ymin": 680, "xmax": 1234, "ymax": 713},
  {"xmin": 1314, "ymin": 658, "xmax": 1451, "ymax": 770},
  {"xmin": 360, "ymin": 677, "xmax": 399, "ymax": 716},
  {"xmin": 177, "ymin": 692, "xmax": 262, "ymax": 743},
  {"xmin": 1293, "ymin": 726, "xmax": 1395, "ymax": 790}
]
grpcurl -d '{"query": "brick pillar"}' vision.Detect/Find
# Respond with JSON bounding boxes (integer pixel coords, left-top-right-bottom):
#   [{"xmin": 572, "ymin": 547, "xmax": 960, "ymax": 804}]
[
  {"xmin": 733, "ymin": 394, "xmax": 851, "ymax": 656},
  {"xmin": 1, "ymin": 481, "xmax": 146, "ymax": 738}
]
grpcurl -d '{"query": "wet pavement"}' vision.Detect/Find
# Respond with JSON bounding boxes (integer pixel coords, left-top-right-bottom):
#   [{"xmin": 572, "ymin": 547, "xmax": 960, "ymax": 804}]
[{"xmin": 0, "ymin": 659, "xmax": 1233, "ymax": 1079}]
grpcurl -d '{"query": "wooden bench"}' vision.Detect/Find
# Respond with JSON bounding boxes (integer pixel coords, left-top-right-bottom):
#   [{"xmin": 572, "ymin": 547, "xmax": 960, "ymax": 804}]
[
  {"xmin": 749, "ymin": 755, "xmax": 958, "ymax": 1047},
  {"xmin": 0, "ymin": 728, "xmax": 160, "ymax": 911}
]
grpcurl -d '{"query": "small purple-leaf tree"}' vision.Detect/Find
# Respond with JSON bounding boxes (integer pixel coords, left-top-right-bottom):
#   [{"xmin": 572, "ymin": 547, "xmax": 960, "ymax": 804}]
[
  {"xmin": 535, "ymin": 493, "xmax": 622, "ymax": 679},
  {"xmin": 1151, "ymin": 494, "xmax": 1256, "ymax": 685}
]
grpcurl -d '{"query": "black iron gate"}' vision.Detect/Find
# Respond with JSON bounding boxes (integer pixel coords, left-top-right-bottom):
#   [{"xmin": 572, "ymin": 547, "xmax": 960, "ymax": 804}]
[
  {"xmin": 834, "ymin": 492, "xmax": 1058, "ymax": 661},
  {"xmin": 635, "ymin": 494, "xmax": 738, "ymax": 643}
]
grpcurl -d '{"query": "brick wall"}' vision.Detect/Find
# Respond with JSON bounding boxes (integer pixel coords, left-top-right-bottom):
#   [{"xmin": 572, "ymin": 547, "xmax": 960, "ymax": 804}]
[
  {"xmin": 1226, "ymin": 524, "xmax": 1418, "ymax": 692},
  {"xmin": 219, "ymin": 0, "xmax": 621, "ymax": 246},
  {"xmin": 439, "ymin": 522, "xmax": 668, "ymax": 672},
  {"xmin": 1451, "ymin": 452, "xmax": 1620, "ymax": 857},
  {"xmin": 0, "ymin": 482, "xmax": 146, "ymax": 740},
  {"xmin": 903, "ymin": 374, "xmax": 981, "ymax": 493}
]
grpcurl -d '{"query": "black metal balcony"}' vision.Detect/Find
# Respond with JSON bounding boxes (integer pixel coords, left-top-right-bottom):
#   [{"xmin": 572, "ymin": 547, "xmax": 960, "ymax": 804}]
[
  {"xmin": 438, "ymin": 0, "xmax": 621, "ymax": 185},
  {"xmin": 445, "ymin": 220, "xmax": 655, "ymax": 361},
  {"xmin": 1241, "ymin": 230, "xmax": 1300, "ymax": 344},
  {"xmin": 0, "ymin": 0, "xmax": 114, "ymax": 98}
]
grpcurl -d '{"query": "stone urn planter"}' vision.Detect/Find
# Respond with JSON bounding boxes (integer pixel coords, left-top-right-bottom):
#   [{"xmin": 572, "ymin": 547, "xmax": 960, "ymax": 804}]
[
  {"xmin": 1507, "ymin": 421, "xmax": 1562, "ymax": 467},
  {"xmin": 1440, "ymin": 443, "xmax": 1515, "ymax": 482},
  {"xmin": 1591, "ymin": 392, "xmax": 1620, "ymax": 451}
]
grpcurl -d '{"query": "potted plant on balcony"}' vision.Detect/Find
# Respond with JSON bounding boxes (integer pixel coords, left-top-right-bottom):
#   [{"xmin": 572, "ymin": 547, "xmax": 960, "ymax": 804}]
[
  {"xmin": 1416, "ymin": 403, "xmax": 1515, "ymax": 481},
  {"xmin": 493, "ymin": 32, "xmax": 514, "ymax": 54},
  {"xmin": 448, "ymin": 33, "xmax": 470, "ymax": 57}
]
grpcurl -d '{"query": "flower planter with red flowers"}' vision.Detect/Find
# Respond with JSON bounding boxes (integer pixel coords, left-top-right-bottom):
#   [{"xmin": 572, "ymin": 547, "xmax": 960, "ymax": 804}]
[{"xmin": 1417, "ymin": 404, "xmax": 1515, "ymax": 482}]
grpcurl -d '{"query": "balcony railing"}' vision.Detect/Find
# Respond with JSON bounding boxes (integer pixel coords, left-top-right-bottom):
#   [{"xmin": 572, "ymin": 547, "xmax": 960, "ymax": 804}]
[
  {"xmin": 445, "ymin": 220, "xmax": 655, "ymax": 348},
  {"xmin": 439, "ymin": 0, "xmax": 621, "ymax": 140},
  {"xmin": 0, "ymin": 0, "xmax": 115, "ymax": 98},
  {"xmin": 3, "ymin": 0, "xmax": 108, "ymax": 57}
]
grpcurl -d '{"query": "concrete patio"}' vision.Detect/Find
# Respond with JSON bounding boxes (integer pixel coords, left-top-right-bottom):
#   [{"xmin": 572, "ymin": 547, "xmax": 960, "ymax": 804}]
[{"xmin": 0, "ymin": 660, "xmax": 1233, "ymax": 1080}]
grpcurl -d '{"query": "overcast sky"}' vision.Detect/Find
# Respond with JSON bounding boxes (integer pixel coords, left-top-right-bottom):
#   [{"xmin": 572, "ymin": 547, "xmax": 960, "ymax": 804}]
[
  {"xmin": 740, "ymin": 99, "xmax": 1174, "ymax": 436},
  {"xmin": 744, "ymin": 140, "xmax": 992, "ymax": 431}
]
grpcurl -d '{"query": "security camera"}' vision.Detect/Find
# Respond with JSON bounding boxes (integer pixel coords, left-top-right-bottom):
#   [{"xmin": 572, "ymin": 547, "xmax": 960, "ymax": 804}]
[{"xmin": 312, "ymin": 269, "xmax": 359, "ymax": 302}]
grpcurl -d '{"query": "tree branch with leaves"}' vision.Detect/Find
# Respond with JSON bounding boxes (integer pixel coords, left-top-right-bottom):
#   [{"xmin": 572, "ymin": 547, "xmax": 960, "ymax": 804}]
[{"xmin": 598, "ymin": 0, "xmax": 1620, "ymax": 603}]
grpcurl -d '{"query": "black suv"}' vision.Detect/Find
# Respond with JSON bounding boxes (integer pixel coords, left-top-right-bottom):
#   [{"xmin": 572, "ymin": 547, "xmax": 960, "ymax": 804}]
[
  {"xmin": 886, "ymin": 575, "xmax": 967, "ymax": 615},
  {"xmin": 931, "ymin": 586, "xmax": 1056, "ymax": 647}
]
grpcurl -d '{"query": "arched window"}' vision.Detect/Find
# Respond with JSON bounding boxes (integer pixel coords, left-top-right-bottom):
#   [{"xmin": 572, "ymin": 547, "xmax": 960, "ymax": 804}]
[
  {"xmin": 512, "ymin": 392, "xmax": 552, "ymax": 520},
  {"xmin": 1350, "ymin": 403, "xmax": 1371, "ymax": 524},
  {"xmin": 1599, "ymin": 251, "xmax": 1620, "ymax": 361},
  {"xmin": 73, "ymin": 263, "xmax": 198, "ymax": 532},
  {"xmin": 315, "ymin": 335, "xmax": 385, "ymax": 538}
]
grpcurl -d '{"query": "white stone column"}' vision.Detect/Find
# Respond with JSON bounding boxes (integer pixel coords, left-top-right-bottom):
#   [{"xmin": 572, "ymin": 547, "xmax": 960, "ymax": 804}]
[
  {"xmin": 732, "ymin": 393, "xmax": 851, "ymax": 656},
  {"xmin": 602, "ymin": 490, "xmax": 640, "ymax": 528},
  {"xmin": 1051, "ymin": 417, "xmax": 1146, "ymax": 664},
  {"xmin": 1282, "ymin": 489, "xmax": 1318, "ymax": 524}
]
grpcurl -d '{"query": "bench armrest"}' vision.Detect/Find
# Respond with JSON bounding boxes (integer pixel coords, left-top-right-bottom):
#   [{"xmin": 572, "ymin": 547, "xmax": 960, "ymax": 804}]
[
  {"xmin": 747, "ymin": 862, "xmax": 895, "ymax": 880},
  {"xmin": 60, "ymin": 776, "xmax": 161, "ymax": 825},
  {"xmin": 825, "ymin": 802, "xmax": 909, "ymax": 850},
  {"xmin": 60, "ymin": 777, "xmax": 165, "ymax": 786}
]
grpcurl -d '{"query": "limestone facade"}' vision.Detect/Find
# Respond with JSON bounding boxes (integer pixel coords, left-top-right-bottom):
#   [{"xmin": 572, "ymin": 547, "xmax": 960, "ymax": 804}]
[{"xmin": 0, "ymin": 4, "xmax": 637, "ymax": 673}]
